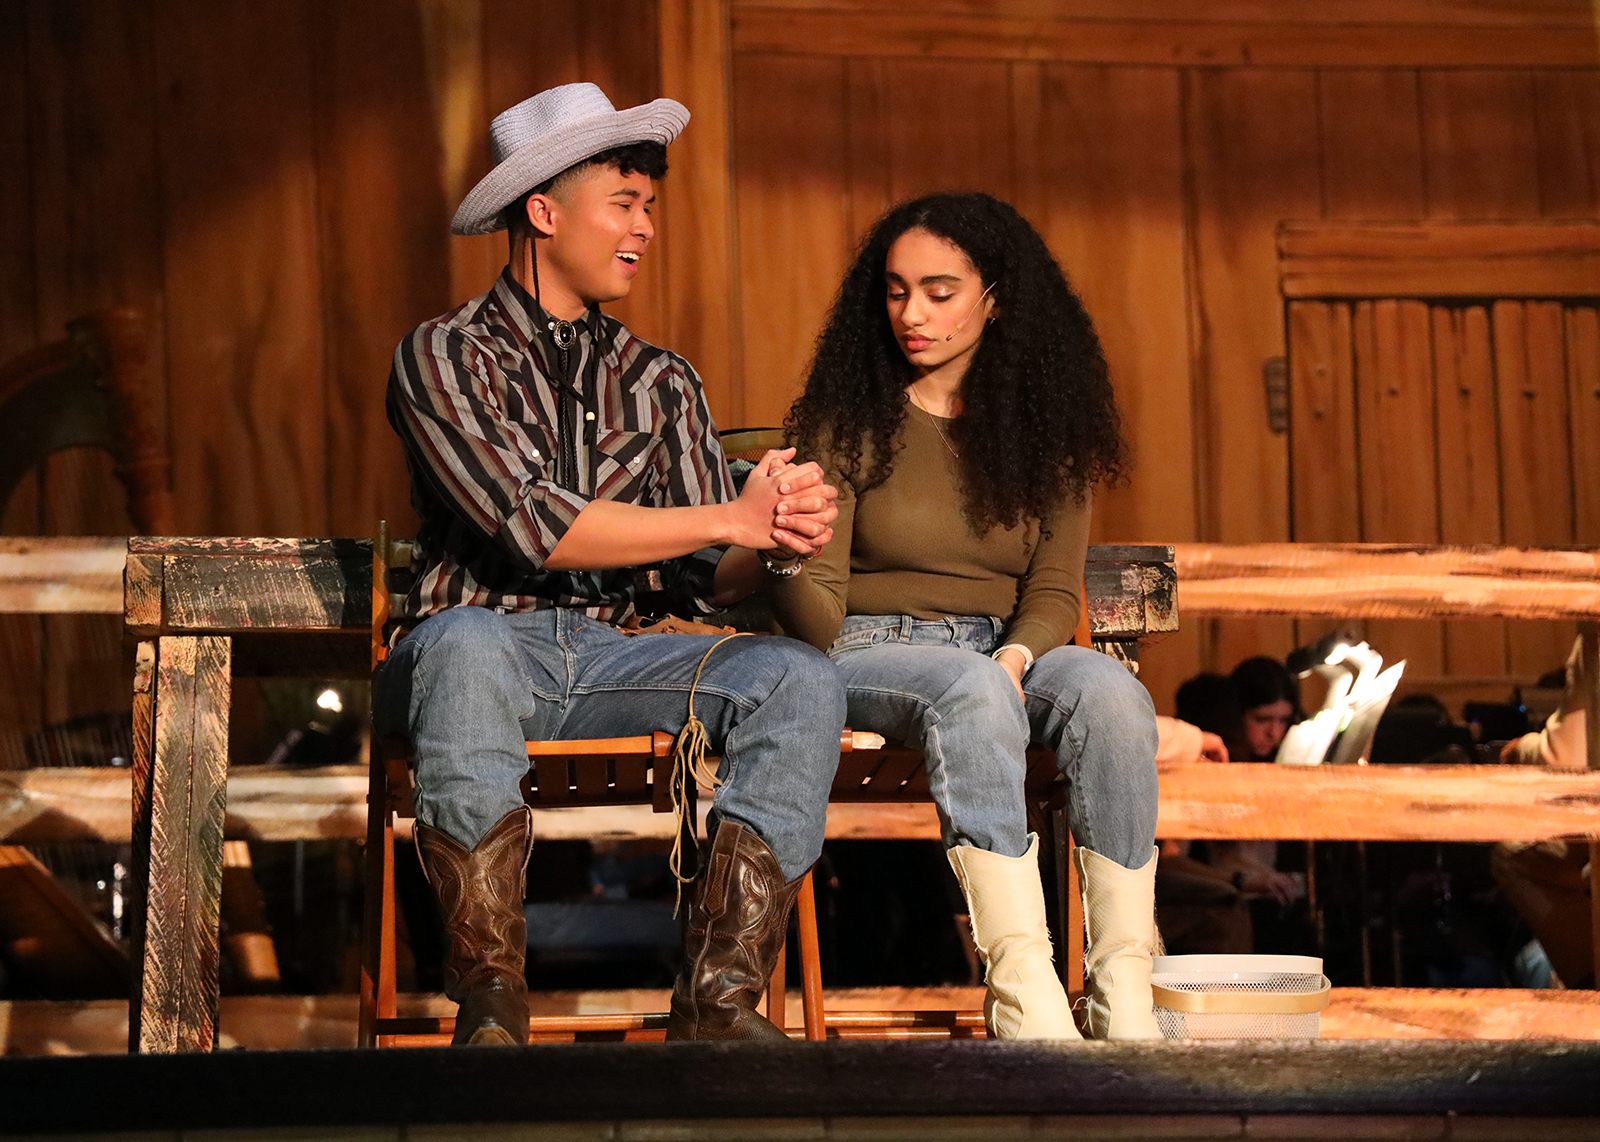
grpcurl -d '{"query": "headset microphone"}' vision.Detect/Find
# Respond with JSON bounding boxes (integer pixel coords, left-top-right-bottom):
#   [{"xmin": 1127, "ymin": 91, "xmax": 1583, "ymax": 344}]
[{"xmin": 945, "ymin": 283, "xmax": 997, "ymax": 341}]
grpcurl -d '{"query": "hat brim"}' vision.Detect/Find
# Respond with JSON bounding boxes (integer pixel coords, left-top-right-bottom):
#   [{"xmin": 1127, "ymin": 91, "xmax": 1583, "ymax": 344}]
[{"xmin": 450, "ymin": 98, "xmax": 689, "ymax": 236}]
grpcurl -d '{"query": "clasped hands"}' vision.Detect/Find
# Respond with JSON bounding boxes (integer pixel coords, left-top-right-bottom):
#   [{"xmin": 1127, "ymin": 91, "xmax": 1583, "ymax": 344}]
[{"xmin": 728, "ymin": 447, "xmax": 838, "ymax": 558}]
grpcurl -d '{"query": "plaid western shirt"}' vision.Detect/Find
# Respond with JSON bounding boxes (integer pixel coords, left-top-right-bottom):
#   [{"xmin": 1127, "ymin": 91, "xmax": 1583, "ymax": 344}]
[{"xmin": 387, "ymin": 267, "xmax": 733, "ymax": 624}]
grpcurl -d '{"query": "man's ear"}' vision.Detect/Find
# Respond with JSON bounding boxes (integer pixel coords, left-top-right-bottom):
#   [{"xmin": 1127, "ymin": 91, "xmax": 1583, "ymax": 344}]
[{"xmin": 525, "ymin": 193, "xmax": 558, "ymax": 239}]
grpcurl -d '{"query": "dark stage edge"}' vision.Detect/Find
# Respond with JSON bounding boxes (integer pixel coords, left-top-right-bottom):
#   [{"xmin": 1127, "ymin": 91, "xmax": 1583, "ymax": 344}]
[{"xmin": 3, "ymin": 1040, "xmax": 1599, "ymax": 1134}]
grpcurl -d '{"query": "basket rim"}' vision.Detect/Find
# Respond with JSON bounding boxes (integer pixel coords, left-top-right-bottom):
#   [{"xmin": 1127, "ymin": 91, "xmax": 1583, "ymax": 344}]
[{"xmin": 1151, "ymin": 953, "xmax": 1322, "ymax": 976}]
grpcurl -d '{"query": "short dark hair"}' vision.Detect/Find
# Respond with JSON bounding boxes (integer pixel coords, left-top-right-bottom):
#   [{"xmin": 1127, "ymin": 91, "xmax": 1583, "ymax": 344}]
[{"xmin": 502, "ymin": 141, "xmax": 669, "ymax": 232}]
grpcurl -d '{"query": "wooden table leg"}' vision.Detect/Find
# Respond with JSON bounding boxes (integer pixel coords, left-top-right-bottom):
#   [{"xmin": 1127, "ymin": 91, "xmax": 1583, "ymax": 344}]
[
  {"xmin": 1583, "ymin": 624, "xmax": 1599, "ymax": 987},
  {"xmin": 130, "ymin": 634, "xmax": 232, "ymax": 1053}
]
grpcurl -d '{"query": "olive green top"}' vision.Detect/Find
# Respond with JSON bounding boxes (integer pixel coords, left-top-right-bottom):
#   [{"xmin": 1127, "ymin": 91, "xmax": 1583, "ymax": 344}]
[{"xmin": 767, "ymin": 402, "xmax": 1090, "ymax": 659}]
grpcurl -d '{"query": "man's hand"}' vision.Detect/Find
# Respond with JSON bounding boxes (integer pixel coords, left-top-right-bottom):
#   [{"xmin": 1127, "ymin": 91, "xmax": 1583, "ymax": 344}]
[
  {"xmin": 1198, "ymin": 732, "xmax": 1230, "ymax": 763},
  {"xmin": 725, "ymin": 448, "xmax": 839, "ymax": 555}
]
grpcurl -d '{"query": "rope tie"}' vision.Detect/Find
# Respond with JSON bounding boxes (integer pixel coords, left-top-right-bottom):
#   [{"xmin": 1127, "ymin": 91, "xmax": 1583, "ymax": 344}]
[{"xmin": 669, "ymin": 632, "xmax": 751, "ymax": 913}]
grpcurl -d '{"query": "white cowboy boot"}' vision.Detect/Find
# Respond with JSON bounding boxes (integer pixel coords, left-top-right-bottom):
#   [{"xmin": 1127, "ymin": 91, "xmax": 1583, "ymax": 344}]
[
  {"xmin": 1075, "ymin": 844, "xmax": 1162, "ymax": 1039},
  {"xmin": 948, "ymin": 835, "xmax": 1081, "ymax": 1040}
]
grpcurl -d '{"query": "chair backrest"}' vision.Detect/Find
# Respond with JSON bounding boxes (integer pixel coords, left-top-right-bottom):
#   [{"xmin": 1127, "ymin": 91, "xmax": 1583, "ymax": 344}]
[
  {"xmin": 0, "ymin": 308, "xmax": 173, "ymax": 535},
  {"xmin": 718, "ymin": 427, "xmax": 786, "ymax": 465}
]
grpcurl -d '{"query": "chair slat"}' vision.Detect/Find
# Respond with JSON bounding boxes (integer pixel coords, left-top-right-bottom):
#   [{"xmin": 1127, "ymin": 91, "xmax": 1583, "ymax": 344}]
[
  {"xmin": 864, "ymin": 748, "xmax": 926, "ymax": 796},
  {"xmin": 532, "ymin": 756, "xmax": 570, "ymax": 804}
]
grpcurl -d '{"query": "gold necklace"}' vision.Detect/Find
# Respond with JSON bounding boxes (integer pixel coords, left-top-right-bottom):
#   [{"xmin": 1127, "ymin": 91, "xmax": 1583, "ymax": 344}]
[{"xmin": 907, "ymin": 386, "xmax": 959, "ymax": 458}]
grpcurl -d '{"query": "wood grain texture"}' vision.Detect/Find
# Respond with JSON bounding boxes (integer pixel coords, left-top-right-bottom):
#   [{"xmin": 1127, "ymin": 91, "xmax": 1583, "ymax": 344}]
[
  {"xmin": 8, "ymin": 985, "xmax": 1600, "ymax": 1054},
  {"xmin": 1287, "ymin": 302, "xmax": 1358, "ymax": 544},
  {"xmin": 729, "ymin": 8, "xmax": 1600, "ymax": 68},
  {"xmin": 1157, "ymin": 760, "xmax": 1600, "ymax": 841},
  {"xmin": 311, "ymin": 1, "xmax": 443, "ymax": 539},
  {"xmin": 1317, "ymin": 70, "xmax": 1427, "ymax": 221},
  {"xmin": 1174, "ymin": 543, "xmax": 1600, "ymax": 620},
  {"xmin": 1422, "ymin": 69, "xmax": 1541, "ymax": 221},
  {"xmin": 1567, "ymin": 305, "xmax": 1600, "ymax": 545},
  {"xmin": 124, "ymin": 550, "xmax": 162, "ymax": 632},
  {"xmin": 659, "ymin": 0, "xmax": 743, "ymax": 426},
  {"xmin": 1185, "ymin": 68, "xmax": 1319, "ymax": 671},
  {"xmin": 0, "ymin": 536, "xmax": 124, "ymax": 614},
  {"xmin": 731, "ymin": 52, "xmax": 851, "ymax": 427},
  {"xmin": 125, "ymin": 639, "xmax": 155, "ymax": 1050},
  {"xmin": 481, "ymin": 0, "xmax": 667, "ymax": 345},
  {"xmin": 1432, "ymin": 304, "xmax": 1509, "ymax": 677},
  {"xmin": 1355, "ymin": 299, "xmax": 1444, "ymax": 675},
  {"xmin": 153, "ymin": 0, "xmax": 326, "ymax": 536},
  {"xmin": 1495, "ymin": 300, "xmax": 1578, "ymax": 675},
  {"xmin": 1279, "ymin": 222, "xmax": 1600, "ymax": 297},
  {"xmin": 160, "ymin": 547, "xmax": 373, "ymax": 633},
  {"xmin": 137, "ymin": 634, "xmax": 231, "ymax": 1053},
  {"xmin": 1535, "ymin": 69, "xmax": 1600, "ymax": 217}
]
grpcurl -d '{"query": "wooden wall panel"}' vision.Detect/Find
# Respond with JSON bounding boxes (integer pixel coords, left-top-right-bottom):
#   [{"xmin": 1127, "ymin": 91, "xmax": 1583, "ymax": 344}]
[
  {"xmin": 22, "ymin": 2, "xmax": 163, "ymax": 727},
  {"xmin": 878, "ymin": 60, "xmax": 1015, "ymax": 205},
  {"xmin": 312, "ymin": 2, "xmax": 446, "ymax": 538},
  {"xmin": 154, "ymin": 0, "xmax": 327, "ymax": 537},
  {"xmin": 0, "ymin": 0, "xmax": 43, "ymax": 748},
  {"xmin": 1318, "ymin": 70, "xmax": 1426, "ymax": 221},
  {"xmin": 1184, "ymin": 69, "xmax": 1321, "ymax": 672},
  {"xmin": 1014, "ymin": 63, "xmax": 1201, "ymax": 703},
  {"xmin": 417, "ymin": 0, "xmax": 498, "ymax": 312},
  {"xmin": 843, "ymin": 58, "xmax": 893, "ymax": 244},
  {"xmin": 482, "ymin": 0, "xmax": 669, "ymax": 351},
  {"xmin": 1432, "ymin": 304, "xmax": 1508, "ymax": 679},
  {"xmin": 1422, "ymin": 70, "xmax": 1541, "ymax": 219},
  {"xmin": 1568, "ymin": 305, "xmax": 1600, "ymax": 545},
  {"xmin": 731, "ymin": 53, "xmax": 851, "ymax": 428},
  {"xmin": 1534, "ymin": 70, "xmax": 1600, "ymax": 217},
  {"xmin": 1354, "ymin": 299, "xmax": 1445, "ymax": 676},
  {"xmin": 1495, "ymin": 299, "xmax": 1578, "ymax": 676}
]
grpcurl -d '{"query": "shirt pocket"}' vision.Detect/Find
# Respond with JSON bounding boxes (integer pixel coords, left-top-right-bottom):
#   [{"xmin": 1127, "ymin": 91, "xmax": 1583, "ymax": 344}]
[
  {"xmin": 826, "ymin": 617, "xmax": 901, "ymax": 660},
  {"xmin": 593, "ymin": 427, "xmax": 658, "ymax": 501}
]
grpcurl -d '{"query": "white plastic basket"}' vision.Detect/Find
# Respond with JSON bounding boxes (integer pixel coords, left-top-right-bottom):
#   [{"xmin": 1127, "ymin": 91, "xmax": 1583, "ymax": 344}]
[{"xmin": 1150, "ymin": 954, "xmax": 1330, "ymax": 1040}]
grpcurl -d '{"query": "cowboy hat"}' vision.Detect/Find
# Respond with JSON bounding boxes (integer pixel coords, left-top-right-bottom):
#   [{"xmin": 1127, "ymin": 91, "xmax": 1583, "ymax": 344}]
[{"xmin": 450, "ymin": 82, "xmax": 689, "ymax": 236}]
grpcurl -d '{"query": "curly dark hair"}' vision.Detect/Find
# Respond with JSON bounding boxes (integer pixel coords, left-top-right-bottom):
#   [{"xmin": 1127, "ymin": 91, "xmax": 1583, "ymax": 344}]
[{"xmin": 786, "ymin": 192, "xmax": 1128, "ymax": 532}]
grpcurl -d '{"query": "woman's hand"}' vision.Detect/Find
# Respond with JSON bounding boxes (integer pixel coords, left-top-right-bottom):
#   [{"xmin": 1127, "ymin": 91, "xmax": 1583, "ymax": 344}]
[
  {"xmin": 994, "ymin": 646, "xmax": 1028, "ymax": 704},
  {"xmin": 725, "ymin": 448, "xmax": 838, "ymax": 555},
  {"xmin": 1198, "ymin": 732, "xmax": 1230, "ymax": 763}
]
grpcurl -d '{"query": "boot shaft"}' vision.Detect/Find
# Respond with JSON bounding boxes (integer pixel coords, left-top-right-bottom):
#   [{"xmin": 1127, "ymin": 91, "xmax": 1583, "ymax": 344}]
[{"xmin": 415, "ymin": 807, "xmax": 533, "ymax": 997}]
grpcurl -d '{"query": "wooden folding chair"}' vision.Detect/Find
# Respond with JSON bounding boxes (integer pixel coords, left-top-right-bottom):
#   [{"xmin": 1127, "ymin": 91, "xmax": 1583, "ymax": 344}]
[{"xmin": 357, "ymin": 521, "xmax": 831, "ymax": 1045}]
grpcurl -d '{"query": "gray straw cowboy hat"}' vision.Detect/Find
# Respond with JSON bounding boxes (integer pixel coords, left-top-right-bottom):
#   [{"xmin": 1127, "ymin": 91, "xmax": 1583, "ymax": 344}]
[{"xmin": 451, "ymin": 83, "xmax": 689, "ymax": 236}]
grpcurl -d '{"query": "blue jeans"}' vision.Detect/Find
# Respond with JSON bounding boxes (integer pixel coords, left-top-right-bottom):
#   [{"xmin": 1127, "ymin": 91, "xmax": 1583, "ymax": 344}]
[
  {"xmin": 373, "ymin": 607, "xmax": 846, "ymax": 881},
  {"xmin": 827, "ymin": 615, "xmax": 1158, "ymax": 868}
]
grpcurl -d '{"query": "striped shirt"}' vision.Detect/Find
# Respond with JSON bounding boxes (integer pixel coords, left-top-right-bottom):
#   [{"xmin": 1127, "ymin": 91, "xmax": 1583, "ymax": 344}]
[{"xmin": 387, "ymin": 267, "xmax": 732, "ymax": 624}]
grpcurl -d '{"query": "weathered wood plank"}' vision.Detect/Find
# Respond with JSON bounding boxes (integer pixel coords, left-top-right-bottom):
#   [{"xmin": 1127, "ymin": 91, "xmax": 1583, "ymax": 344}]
[
  {"xmin": 1157, "ymin": 761, "xmax": 1600, "ymax": 842},
  {"xmin": 729, "ymin": 9, "xmax": 1600, "ymax": 68},
  {"xmin": 161, "ymin": 547, "xmax": 372, "ymax": 632},
  {"xmin": 6, "ymin": 984, "xmax": 1600, "ymax": 1054},
  {"xmin": 137, "ymin": 635, "xmax": 230, "ymax": 1054},
  {"xmin": 0, "ymin": 536, "xmax": 124, "ymax": 614},
  {"xmin": 123, "ymin": 550, "xmax": 162, "ymax": 632},
  {"xmin": 1279, "ymin": 222, "xmax": 1600, "ymax": 298},
  {"xmin": 1173, "ymin": 543, "xmax": 1600, "ymax": 620}
]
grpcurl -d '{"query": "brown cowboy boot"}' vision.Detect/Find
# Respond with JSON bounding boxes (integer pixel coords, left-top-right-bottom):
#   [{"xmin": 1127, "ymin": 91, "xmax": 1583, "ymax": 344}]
[
  {"xmin": 415, "ymin": 806, "xmax": 533, "ymax": 1045},
  {"xmin": 666, "ymin": 821, "xmax": 804, "ymax": 1041}
]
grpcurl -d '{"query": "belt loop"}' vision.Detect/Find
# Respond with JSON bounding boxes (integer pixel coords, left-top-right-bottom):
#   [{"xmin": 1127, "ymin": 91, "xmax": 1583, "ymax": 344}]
[{"xmin": 898, "ymin": 615, "xmax": 914, "ymax": 641}]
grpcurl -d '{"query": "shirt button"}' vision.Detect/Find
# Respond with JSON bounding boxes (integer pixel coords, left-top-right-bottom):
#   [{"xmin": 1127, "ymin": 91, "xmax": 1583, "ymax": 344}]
[
  {"xmin": 530, "ymin": 448, "xmax": 541, "ymax": 459},
  {"xmin": 584, "ymin": 411, "xmax": 595, "ymax": 421}
]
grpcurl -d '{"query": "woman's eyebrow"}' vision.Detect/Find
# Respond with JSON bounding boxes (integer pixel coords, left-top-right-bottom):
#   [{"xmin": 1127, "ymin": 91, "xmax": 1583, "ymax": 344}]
[{"xmin": 918, "ymin": 274, "xmax": 963, "ymax": 286}]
